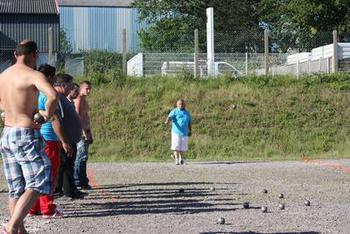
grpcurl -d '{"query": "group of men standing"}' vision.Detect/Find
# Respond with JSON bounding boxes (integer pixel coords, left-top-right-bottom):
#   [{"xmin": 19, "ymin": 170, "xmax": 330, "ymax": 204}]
[{"xmin": 0, "ymin": 40, "xmax": 93, "ymax": 234}]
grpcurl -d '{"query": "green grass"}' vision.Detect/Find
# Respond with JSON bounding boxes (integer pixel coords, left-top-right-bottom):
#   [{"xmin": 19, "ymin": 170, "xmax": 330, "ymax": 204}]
[
  {"xmin": 2, "ymin": 73, "xmax": 350, "ymax": 163},
  {"xmin": 85, "ymin": 73, "xmax": 350, "ymax": 162}
]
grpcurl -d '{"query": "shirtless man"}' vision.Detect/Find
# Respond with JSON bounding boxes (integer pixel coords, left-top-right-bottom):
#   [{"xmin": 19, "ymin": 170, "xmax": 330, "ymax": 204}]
[
  {"xmin": 0, "ymin": 40, "xmax": 58, "ymax": 234},
  {"xmin": 74, "ymin": 81, "xmax": 93, "ymax": 189}
]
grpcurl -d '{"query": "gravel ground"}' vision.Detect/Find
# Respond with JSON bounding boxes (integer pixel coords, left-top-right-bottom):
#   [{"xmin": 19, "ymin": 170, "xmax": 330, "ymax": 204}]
[{"xmin": 1, "ymin": 159, "xmax": 350, "ymax": 234}]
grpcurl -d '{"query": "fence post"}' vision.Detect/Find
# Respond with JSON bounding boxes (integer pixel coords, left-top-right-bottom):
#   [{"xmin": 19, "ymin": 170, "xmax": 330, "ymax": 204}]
[
  {"xmin": 332, "ymin": 30, "xmax": 338, "ymax": 73},
  {"xmin": 264, "ymin": 29, "xmax": 269, "ymax": 75},
  {"xmin": 296, "ymin": 53, "xmax": 300, "ymax": 79},
  {"xmin": 245, "ymin": 52, "xmax": 248, "ymax": 75},
  {"xmin": 194, "ymin": 29, "xmax": 199, "ymax": 78},
  {"xmin": 122, "ymin": 28, "xmax": 127, "ymax": 77},
  {"xmin": 48, "ymin": 26, "xmax": 53, "ymax": 65},
  {"xmin": 319, "ymin": 58, "xmax": 322, "ymax": 72}
]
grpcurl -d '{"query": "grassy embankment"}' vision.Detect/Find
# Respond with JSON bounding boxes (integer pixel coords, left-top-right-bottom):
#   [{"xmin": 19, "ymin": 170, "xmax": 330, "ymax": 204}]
[{"xmin": 86, "ymin": 73, "xmax": 350, "ymax": 162}]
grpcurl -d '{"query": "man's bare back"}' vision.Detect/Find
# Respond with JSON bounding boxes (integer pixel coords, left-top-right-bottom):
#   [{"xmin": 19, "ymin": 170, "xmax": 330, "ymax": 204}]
[{"xmin": 0, "ymin": 65, "xmax": 57, "ymax": 128}]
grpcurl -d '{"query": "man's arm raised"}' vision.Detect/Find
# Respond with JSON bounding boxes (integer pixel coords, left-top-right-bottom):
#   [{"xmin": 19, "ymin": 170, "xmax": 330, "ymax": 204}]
[{"xmin": 33, "ymin": 72, "xmax": 58, "ymax": 120}]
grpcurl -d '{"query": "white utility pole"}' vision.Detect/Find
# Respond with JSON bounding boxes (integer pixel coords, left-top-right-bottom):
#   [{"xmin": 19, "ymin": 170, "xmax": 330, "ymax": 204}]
[{"xmin": 206, "ymin": 7, "xmax": 215, "ymax": 77}]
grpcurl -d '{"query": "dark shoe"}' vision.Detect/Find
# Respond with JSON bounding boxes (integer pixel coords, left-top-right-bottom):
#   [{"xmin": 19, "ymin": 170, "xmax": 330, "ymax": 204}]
[
  {"xmin": 71, "ymin": 192, "xmax": 85, "ymax": 199},
  {"xmin": 53, "ymin": 191, "xmax": 64, "ymax": 198},
  {"xmin": 62, "ymin": 193, "xmax": 84, "ymax": 200},
  {"xmin": 80, "ymin": 184, "xmax": 93, "ymax": 190},
  {"xmin": 75, "ymin": 190, "xmax": 88, "ymax": 196}
]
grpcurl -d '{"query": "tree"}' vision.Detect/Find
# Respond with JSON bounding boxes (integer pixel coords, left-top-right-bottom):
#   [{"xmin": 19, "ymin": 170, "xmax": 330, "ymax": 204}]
[
  {"xmin": 57, "ymin": 28, "xmax": 73, "ymax": 72},
  {"xmin": 260, "ymin": 0, "xmax": 350, "ymax": 52},
  {"xmin": 132, "ymin": 0, "xmax": 262, "ymax": 52},
  {"xmin": 60, "ymin": 28, "xmax": 72, "ymax": 54}
]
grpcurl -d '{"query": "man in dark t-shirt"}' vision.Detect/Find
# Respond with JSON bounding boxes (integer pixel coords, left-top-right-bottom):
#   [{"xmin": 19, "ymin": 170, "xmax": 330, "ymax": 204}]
[{"xmin": 53, "ymin": 74, "xmax": 84, "ymax": 199}]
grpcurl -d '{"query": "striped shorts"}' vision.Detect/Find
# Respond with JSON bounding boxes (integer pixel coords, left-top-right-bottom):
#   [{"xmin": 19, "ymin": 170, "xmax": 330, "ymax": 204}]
[{"xmin": 0, "ymin": 127, "xmax": 52, "ymax": 199}]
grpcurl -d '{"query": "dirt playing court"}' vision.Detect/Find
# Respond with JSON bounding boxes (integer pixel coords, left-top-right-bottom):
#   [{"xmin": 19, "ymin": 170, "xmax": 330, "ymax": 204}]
[{"xmin": 1, "ymin": 159, "xmax": 349, "ymax": 233}]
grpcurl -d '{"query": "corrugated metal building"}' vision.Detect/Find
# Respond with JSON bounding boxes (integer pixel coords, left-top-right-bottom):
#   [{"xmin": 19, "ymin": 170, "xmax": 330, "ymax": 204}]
[
  {"xmin": 0, "ymin": 0, "xmax": 59, "ymax": 70},
  {"xmin": 59, "ymin": 0, "xmax": 146, "ymax": 53},
  {"xmin": 0, "ymin": 0, "xmax": 59, "ymax": 52}
]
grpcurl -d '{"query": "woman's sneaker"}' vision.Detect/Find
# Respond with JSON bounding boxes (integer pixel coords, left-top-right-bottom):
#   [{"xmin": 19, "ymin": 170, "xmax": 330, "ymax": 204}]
[
  {"xmin": 28, "ymin": 212, "xmax": 40, "ymax": 217},
  {"xmin": 42, "ymin": 210, "xmax": 64, "ymax": 219}
]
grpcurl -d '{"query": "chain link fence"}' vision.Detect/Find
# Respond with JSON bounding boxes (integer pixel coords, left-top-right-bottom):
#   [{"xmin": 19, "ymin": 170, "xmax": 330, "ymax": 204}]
[
  {"xmin": 2, "ymin": 29, "xmax": 350, "ymax": 78},
  {"xmin": 127, "ymin": 29, "xmax": 350, "ymax": 78}
]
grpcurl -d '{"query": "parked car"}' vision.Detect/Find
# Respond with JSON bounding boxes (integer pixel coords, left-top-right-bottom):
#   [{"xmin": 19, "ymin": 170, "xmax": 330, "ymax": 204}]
[{"xmin": 161, "ymin": 61, "xmax": 243, "ymax": 78}]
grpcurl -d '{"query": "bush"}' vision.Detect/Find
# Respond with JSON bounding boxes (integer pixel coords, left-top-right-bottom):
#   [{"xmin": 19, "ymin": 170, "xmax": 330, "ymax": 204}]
[{"xmin": 83, "ymin": 50, "xmax": 123, "ymax": 75}]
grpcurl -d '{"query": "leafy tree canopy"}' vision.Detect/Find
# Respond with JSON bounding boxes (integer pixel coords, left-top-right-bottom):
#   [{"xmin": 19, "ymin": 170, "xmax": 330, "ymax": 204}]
[
  {"xmin": 133, "ymin": 0, "xmax": 261, "ymax": 52},
  {"xmin": 133, "ymin": 0, "xmax": 350, "ymax": 53},
  {"xmin": 260, "ymin": 0, "xmax": 350, "ymax": 52}
]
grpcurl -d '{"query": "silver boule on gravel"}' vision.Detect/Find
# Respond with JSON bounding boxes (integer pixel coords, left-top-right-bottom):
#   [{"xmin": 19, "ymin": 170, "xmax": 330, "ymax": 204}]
[
  {"xmin": 261, "ymin": 206, "xmax": 268, "ymax": 213},
  {"xmin": 304, "ymin": 200, "xmax": 311, "ymax": 206},
  {"xmin": 243, "ymin": 202, "xmax": 249, "ymax": 209},
  {"xmin": 209, "ymin": 187, "xmax": 215, "ymax": 191},
  {"xmin": 278, "ymin": 193, "xmax": 284, "ymax": 199},
  {"xmin": 216, "ymin": 217, "xmax": 225, "ymax": 225},
  {"xmin": 0, "ymin": 112, "xmax": 4, "ymax": 118},
  {"xmin": 278, "ymin": 203, "xmax": 285, "ymax": 210}
]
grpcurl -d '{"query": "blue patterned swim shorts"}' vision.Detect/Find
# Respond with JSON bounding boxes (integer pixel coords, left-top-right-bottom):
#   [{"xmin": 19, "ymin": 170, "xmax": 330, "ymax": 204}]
[{"xmin": 0, "ymin": 127, "xmax": 52, "ymax": 199}]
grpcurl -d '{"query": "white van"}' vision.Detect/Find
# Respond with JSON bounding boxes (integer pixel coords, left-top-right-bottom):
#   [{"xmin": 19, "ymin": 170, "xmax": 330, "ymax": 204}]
[{"xmin": 161, "ymin": 61, "xmax": 243, "ymax": 78}]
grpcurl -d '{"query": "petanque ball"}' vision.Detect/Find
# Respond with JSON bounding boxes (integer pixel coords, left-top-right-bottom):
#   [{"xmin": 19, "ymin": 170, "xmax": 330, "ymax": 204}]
[
  {"xmin": 243, "ymin": 202, "xmax": 249, "ymax": 209},
  {"xmin": 278, "ymin": 193, "xmax": 284, "ymax": 199},
  {"xmin": 279, "ymin": 203, "xmax": 285, "ymax": 210},
  {"xmin": 0, "ymin": 112, "xmax": 4, "ymax": 118},
  {"xmin": 216, "ymin": 217, "xmax": 225, "ymax": 225},
  {"xmin": 33, "ymin": 113, "xmax": 45, "ymax": 124},
  {"xmin": 261, "ymin": 206, "xmax": 268, "ymax": 213},
  {"xmin": 210, "ymin": 187, "xmax": 215, "ymax": 191},
  {"xmin": 304, "ymin": 200, "xmax": 311, "ymax": 206}
]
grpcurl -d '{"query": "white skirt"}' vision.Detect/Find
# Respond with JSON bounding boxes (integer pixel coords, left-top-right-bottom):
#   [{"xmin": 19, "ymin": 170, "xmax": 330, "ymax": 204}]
[{"xmin": 171, "ymin": 133, "xmax": 189, "ymax": 152}]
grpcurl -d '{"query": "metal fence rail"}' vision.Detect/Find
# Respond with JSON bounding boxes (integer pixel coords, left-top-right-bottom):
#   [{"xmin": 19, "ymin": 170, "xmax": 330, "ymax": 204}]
[{"xmin": 1, "ymin": 29, "xmax": 350, "ymax": 78}]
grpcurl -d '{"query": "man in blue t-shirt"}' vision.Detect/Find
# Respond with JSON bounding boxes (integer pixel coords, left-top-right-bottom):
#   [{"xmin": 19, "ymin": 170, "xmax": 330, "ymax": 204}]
[{"xmin": 165, "ymin": 99, "xmax": 192, "ymax": 165}]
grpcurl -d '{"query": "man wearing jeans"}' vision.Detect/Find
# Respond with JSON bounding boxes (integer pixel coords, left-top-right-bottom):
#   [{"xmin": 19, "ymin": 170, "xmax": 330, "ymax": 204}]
[{"xmin": 74, "ymin": 81, "xmax": 93, "ymax": 189}]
